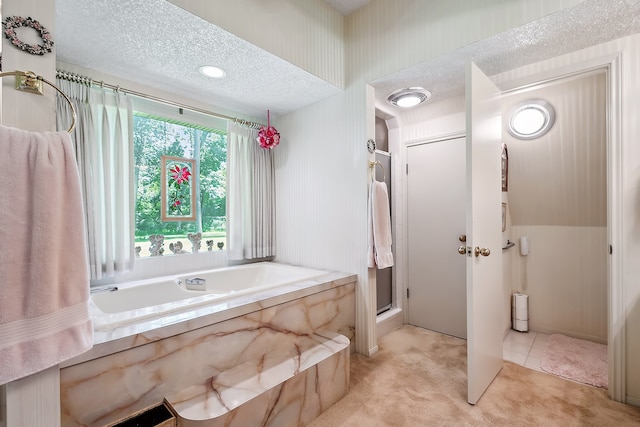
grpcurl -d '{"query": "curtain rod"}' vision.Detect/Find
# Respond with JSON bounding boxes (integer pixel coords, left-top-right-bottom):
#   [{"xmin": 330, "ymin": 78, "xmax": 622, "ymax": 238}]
[{"xmin": 55, "ymin": 69, "xmax": 263, "ymax": 129}]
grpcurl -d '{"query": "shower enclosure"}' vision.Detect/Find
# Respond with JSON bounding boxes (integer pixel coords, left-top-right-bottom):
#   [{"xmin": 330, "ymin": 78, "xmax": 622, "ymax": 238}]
[{"xmin": 375, "ymin": 150, "xmax": 393, "ymax": 314}]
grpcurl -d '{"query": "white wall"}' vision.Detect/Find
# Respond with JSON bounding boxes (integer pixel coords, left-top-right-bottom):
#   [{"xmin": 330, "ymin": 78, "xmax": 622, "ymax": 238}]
[
  {"xmin": 509, "ymin": 225, "xmax": 607, "ymax": 341},
  {"xmin": 504, "ymin": 74, "xmax": 607, "ymax": 228}
]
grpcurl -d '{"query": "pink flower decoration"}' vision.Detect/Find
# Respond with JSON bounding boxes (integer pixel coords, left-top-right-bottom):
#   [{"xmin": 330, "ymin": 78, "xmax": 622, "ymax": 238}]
[
  {"xmin": 256, "ymin": 110, "xmax": 280, "ymax": 149},
  {"xmin": 257, "ymin": 126, "xmax": 280, "ymax": 149},
  {"xmin": 170, "ymin": 165, "xmax": 191, "ymax": 184}
]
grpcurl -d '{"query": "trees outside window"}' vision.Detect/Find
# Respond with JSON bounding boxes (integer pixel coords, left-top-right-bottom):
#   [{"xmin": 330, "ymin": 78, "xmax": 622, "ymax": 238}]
[{"xmin": 133, "ymin": 114, "xmax": 227, "ymax": 255}]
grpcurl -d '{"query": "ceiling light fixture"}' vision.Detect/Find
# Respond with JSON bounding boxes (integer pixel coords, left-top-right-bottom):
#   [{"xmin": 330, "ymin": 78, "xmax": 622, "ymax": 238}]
[
  {"xmin": 199, "ymin": 65, "xmax": 226, "ymax": 79},
  {"xmin": 387, "ymin": 87, "xmax": 431, "ymax": 108},
  {"xmin": 507, "ymin": 99, "xmax": 556, "ymax": 140}
]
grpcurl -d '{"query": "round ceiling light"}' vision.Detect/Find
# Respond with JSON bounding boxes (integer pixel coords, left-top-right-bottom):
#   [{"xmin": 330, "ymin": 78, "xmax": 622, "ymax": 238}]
[
  {"xmin": 199, "ymin": 65, "xmax": 226, "ymax": 79},
  {"xmin": 387, "ymin": 87, "xmax": 431, "ymax": 108},
  {"xmin": 507, "ymin": 99, "xmax": 556, "ymax": 140}
]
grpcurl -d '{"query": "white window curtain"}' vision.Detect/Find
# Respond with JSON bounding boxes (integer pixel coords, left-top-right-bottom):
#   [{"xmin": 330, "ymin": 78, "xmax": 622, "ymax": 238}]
[
  {"xmin": 56, "ymin": 79, "xmax": 135, "ymax": 280},
  {"xmin": 226, "ymin": 122, "xmax": 275, "ymax": 260}
]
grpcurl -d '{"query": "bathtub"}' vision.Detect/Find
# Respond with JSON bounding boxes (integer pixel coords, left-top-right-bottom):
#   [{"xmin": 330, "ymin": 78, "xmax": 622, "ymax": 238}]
[
  {"xmin": 90, "ymin": 262, "xmax": 329, "ymax": 331},
  {"xmin": 62, "ymin": 263, "xmax": 357, "ymax": 427}
]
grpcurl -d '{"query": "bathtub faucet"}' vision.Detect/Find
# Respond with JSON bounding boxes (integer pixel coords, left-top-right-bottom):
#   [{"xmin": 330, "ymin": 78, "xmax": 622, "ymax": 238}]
[
  {"xmin": 184, "ymin": 277, "xmax": 206, "ymax": 291},
  {"xmin": 90, "ymin": 285, "xmax": 118, "ymax": 294}
]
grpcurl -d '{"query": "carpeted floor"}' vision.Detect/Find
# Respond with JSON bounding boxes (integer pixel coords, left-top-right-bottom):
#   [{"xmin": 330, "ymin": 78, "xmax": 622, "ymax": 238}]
[{"xmin": 308, "ymin": 325, "xmax": 640, "ymax": 427}]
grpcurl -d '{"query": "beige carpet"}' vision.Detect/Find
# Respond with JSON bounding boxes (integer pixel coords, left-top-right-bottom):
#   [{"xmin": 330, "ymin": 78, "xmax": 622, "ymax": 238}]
[{"xmin": 309, "ymin": 325, "xmax": 640, "ymax": 427}]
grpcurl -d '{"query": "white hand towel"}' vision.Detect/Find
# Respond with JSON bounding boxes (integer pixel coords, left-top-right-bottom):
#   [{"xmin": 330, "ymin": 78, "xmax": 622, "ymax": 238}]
[
  {"xmin": 368, "ymin": 180, "xmax": 394, "ymax": 269},
  {"xmin": 367, "ymin": 183, "xmax": 376, "ymax": 268},
  {"xmin": 0, "ymin": 125, "xmax": 93, "ymax": 385}
]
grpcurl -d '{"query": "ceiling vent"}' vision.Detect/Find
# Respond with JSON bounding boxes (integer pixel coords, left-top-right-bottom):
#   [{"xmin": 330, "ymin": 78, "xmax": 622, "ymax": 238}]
[{"xmin": 387, "ymin": 87, "xmax": 431, "ymax": 108}]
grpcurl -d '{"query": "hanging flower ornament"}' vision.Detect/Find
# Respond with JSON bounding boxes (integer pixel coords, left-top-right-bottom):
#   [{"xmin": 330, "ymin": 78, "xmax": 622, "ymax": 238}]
[
  {"xmin": 168, "ymin": 164, "xmax": 192, "ymax": 214},
  {"xmin": 257, "ymin": 110, "xmax": 280, "ymax": 149},
  {"xmin": 2, "ymin": 16, "xmax": 54, "ymax": 56}
]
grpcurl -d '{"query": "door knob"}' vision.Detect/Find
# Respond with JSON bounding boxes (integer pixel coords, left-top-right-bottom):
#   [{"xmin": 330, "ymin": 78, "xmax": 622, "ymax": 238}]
[
  {"xmin": 474, "ymin": 247, "xmax": 490, "ymax": 257},
  {"xmin": 458, "ymin": 246, "xmax": 468, "ymax": 255},
  {"xmin": 458, "ymin": 234, "xmax": 467, "ymax": 242}
]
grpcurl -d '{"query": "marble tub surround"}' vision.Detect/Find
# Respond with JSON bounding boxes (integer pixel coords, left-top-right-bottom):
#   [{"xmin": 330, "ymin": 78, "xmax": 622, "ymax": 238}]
[
  {"xmin": 60, "ymin": 279, "xmax": 355, "ymax": 426},
  {"xmin": 166, "ymin": 332, "xmax": 350, "ymax": 426}
]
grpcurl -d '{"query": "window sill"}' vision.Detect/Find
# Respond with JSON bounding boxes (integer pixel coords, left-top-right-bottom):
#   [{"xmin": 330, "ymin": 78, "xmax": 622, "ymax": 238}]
[{"xmin": 91, "ymin": 250, "xmax": 229, "ymax": 287}]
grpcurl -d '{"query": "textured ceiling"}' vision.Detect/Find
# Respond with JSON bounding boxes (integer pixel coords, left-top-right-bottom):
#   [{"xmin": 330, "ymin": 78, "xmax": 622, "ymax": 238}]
[
  {"xmin": 55, "ymin": 0, "xmax": 343, "ymax": 119},
  {"xmin": 55, "ymin": 0, "xmax": 640, "ymax": 122},
  {"xmin": 372, "ymin": 0, "xmax": 640, "ymax": 116},
  {"xmin": 322, "ymin": 0, "xmax": 371, "ymax": 15}
]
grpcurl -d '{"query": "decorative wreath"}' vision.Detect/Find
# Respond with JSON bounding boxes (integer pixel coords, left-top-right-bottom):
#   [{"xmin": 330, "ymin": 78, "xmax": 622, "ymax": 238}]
[
  {"xmin": 257, "ymin": 110, "xmax": 280, "ymax": 149},
  {"xmin": 3, "ymin": 16, "xmax": 54, "ymax": 56}
]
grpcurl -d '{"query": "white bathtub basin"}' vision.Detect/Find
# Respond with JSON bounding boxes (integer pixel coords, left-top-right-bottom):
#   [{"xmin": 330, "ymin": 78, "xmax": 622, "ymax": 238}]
[{"xmin": 89, "ymin": 262, "xmax": 329, "ymax": 330}]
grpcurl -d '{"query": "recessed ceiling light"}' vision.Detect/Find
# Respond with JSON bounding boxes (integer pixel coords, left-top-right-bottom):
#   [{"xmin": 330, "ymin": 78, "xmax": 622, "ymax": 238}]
[
  {"xmin": 199, "ymin": 65, "xmax": 226, "ymax": 79},
  {"xmin": 507, "ymin": 99, "xmax": 556, "ymax": 140},
  {"xmin": 387, "ymin": 87, "xmax": 431, "ymax": 108}
]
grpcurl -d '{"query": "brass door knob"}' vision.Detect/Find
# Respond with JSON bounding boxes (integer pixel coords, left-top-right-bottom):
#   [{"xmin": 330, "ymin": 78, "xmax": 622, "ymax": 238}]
[
  {"xmin": 458, "ymin": 234, "xmax": 467, "ymax": 242},
  {"xmin": 458, "ymin": 246, "xmax": 467, "ymax": 255},
  {"xmin": 474, "ymin": 247, "xmax": 491, "ymax": 257}
]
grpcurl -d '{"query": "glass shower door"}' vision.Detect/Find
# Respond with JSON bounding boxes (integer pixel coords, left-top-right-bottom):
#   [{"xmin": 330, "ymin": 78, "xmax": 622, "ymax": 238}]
[{"xmin": 375, "ymin": 150, "xmax": 393, "ymax": 314}]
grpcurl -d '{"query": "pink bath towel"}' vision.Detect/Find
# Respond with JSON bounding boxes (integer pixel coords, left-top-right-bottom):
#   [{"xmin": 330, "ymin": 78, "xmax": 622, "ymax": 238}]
[
  {"xmin": 367, "ymin": 180, "xmax": 394, "ymax": 269},
  {"xmin": 0, "ymin": 125, "xmax": 92, "ymax": 385}
]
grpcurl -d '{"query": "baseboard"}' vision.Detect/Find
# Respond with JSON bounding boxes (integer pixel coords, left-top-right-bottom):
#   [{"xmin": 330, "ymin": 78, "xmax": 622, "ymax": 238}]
[
  {"xmin": 368, "ymin": 345, "xmax": 379, "ymax": 357},
  {"xmin": 376, "ymin": 308, "xmax": 403, "ymax": 340},
  {"xmin": 626, "ymin": 395, "xmax": 640, "ymax": 407},
  {"xmin": 528, "ymin": 326, "xmax": 607, "ymax": 345}
]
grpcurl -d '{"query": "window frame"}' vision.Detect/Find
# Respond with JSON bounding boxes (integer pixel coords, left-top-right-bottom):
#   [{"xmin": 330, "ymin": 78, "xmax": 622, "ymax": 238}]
[{"xmin": 131, "ymin": 100, "xmax": 228, "ymax": 261}]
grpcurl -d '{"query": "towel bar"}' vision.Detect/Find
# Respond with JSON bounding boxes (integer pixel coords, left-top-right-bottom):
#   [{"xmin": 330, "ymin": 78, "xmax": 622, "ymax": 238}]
[
  {"xmin": 0, "ymin": 70, "xmax": 77, "ymax": 133},
  {"xmin": 369, "ymin": 160, "xmax": 386, "ymax": 182},
  {"xmin": 502, "ymin": 240, "xmax": 516, "ymax": 251}
]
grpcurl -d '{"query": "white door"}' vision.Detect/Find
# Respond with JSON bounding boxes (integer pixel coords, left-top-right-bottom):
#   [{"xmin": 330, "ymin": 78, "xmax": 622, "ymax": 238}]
[
  {"xmin": 407, "ymin": 138, "xmax": 466, "ymax": 339},
  {"xmin": 465, "ymin": 61, "xmax": 504, "ymax": 405}
]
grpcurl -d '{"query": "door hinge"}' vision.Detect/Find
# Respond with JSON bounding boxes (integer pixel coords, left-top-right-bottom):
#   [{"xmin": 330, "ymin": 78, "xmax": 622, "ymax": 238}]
[
  {"xmin": 407, "ymin": 288, "xmax": 410, "ymax": 299},
  {"xmin": 609, "ymin": 245, "xmax": 613, "ymax": 255},
  {"xmin": 406, "ymin": 163, "xmax": 408, "ymax": 175}
]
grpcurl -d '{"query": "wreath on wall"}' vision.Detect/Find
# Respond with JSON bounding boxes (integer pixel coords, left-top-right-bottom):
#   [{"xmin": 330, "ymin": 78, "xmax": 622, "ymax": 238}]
[{"xmin": 2, "ymin": 16, "xmax": 54, "ymax": 56}]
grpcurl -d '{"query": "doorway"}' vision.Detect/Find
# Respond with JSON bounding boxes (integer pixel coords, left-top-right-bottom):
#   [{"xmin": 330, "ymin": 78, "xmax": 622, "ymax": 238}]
[
  {"xmin": 502, "ymin": 70, "xmax": 608, "ymax": 344},
  {"xmin": 404, "ymin": 71, "xmax": 608, "ymax": 341},
  {"xmin": 404, "ymin": 72, "xmax": 608, "ymax": 346},
  {"xmin": 499, "ymin": 69, "xmax": 609, "ymax": 393}
]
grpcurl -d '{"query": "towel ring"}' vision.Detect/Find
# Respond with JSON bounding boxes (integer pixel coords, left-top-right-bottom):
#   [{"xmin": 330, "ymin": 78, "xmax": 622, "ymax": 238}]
[
  {"xmin": 0, "ymin": 70, "xmax": 76, "ymax": 133},
  {"xmin": 369, "ymin": 160, "xmax": 386, "ymax": 182}
]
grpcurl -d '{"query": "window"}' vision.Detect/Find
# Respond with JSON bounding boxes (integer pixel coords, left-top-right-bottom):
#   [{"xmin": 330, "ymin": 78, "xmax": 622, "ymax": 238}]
[{"xmin": 133, "ymin": 112, "xmax": 227, "ymax": 257}]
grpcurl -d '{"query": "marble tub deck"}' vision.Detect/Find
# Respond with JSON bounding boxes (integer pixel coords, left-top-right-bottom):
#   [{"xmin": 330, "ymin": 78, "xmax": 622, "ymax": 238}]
[
  {"xmin": 60, "ymin": 268, "xmax": 356, "ymax": 426},
  {"xmin": 65, "ymin": 269, "xmax": 356, "ymax": 366}
]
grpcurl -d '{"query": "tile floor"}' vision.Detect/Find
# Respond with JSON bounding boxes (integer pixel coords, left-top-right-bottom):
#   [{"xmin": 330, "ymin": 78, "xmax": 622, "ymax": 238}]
[{"xmin": 503, "ymin": 329, "xmax": 550, "ymax": 372}]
